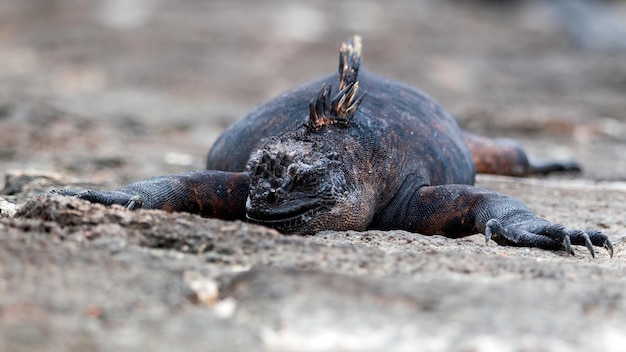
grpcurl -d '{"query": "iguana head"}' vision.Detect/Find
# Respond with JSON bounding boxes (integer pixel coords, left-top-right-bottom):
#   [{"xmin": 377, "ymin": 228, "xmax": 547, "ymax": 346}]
[
  {"xmin": 245, "ymin": 134, "xmax": 357, "ymax": 234},
  {"xmin": 245, "ymin": 85, "xmax": 370, "ymax": 235}
]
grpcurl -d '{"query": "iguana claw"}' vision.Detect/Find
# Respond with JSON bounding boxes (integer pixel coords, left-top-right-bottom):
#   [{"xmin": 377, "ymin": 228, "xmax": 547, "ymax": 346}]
[
  {"xmin": 562, "ymin": 235, "xmax": 573, "ymax": 256},
  {"xmin": 126, "ymin": 195, "xmax": 143, "ymax": 210},
  {"xmin": 581, "ymin": 232, "xmax": 595, "ymax": 258},
  {"xmin": 604, "ymin": 240, "xmax": 614, "ymax": 258}
]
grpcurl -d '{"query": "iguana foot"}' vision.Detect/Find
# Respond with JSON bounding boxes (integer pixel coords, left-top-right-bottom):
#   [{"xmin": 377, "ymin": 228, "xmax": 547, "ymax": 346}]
[
  {"xmin": 52, "ymin": 189, "xmax": 142, "ymax": 210},
  {"xmin": 485, "ymin": 218, "xmax": 613, "ymax": 258},
  {"xmin": 50, "ymin": 171, "xmax": 250, "ymax": 219}
]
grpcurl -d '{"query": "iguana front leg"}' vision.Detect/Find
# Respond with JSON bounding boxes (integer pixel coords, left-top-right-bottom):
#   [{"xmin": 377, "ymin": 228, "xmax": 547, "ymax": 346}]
[
  {"xmin": 55, "ymin": 170, "xmax": 250, "ymax": 220},
  {"xmin": 375, "ymin": 184, "xmax": 613, "ymax": 257}
]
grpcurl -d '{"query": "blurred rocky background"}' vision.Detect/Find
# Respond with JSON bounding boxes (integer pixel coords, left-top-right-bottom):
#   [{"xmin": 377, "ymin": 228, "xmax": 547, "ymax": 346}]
[{"xmin": 1, "ymin": 0, "xmax": 626, "ymax": 351}]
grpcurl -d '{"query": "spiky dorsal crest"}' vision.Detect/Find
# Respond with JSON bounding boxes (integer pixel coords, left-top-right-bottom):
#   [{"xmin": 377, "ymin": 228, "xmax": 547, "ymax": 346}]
[
  {"xmin": 306, "ymin": 35, "xmax": 366, "ymax": 132},
  {"xmin": 338, "ymin": 35, "xmax": 362, "ymax": 91}
]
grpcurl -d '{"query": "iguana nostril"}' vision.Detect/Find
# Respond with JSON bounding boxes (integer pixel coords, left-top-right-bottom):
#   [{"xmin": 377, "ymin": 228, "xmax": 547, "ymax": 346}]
[{"xmin": 267, "ymin": 189, "xmax": 278, "ymax": 204}]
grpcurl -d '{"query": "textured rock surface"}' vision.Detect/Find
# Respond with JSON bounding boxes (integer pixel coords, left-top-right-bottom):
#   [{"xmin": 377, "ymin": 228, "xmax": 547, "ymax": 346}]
[
  {"xmin": 2, "ymin": 181, "xmax": 626, "ymax": 351},
  {"xmin": 2, "ymin": 0, "xmax": 626, "ymax": 351}
]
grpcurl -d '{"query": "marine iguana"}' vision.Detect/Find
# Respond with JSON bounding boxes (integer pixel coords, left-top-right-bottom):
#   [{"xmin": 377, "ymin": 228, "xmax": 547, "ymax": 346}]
[{"xmin": 57, "ymin": 35, "xmax": 612, "ymax": 257}]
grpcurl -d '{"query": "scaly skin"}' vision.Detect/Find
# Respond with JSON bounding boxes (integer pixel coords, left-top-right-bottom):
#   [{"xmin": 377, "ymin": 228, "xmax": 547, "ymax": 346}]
[{"xmin": 54, "ymin": 35, "xmax": 612, "ymax": 257}]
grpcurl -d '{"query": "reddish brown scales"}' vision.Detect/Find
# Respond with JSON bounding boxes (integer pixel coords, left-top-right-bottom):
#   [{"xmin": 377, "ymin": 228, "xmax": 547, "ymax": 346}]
[{"xmin": 463, "ymin": 133, "xmax": 531, "ymax": 176}]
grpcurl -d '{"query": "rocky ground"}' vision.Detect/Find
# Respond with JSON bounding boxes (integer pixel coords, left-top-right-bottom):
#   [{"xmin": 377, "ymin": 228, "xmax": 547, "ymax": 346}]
[{"xmin": 1, "ymin": 0, "xmax": 626, "ymax": 351}]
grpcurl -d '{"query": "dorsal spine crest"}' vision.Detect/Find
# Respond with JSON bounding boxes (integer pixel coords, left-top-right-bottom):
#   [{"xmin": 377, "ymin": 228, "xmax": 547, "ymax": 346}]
[
  {"xmin": 338, "ymin": 35, "xmax": 362, "ymax": 91},
  {"xmin": 306, "ymin": 35, "xmax": 366, "ymax": 132}
]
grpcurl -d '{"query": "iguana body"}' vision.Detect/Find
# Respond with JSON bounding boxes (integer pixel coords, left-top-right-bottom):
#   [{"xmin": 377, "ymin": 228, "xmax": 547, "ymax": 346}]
[{"xmin": 58, "ymin": 36, "xmax": 612, "ymax": 257}]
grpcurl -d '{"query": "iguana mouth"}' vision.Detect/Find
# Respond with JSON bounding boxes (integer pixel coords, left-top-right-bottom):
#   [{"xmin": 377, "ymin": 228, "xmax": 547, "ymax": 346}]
[{"xmin": 246, "ymin": 201, "xmax": 320, "ymax": 232}]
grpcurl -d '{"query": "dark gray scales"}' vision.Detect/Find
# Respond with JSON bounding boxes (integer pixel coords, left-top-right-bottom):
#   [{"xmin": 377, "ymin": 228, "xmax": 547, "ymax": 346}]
[{"xmin": 55, "ymin": 35, "xmax": 612, "ymax": 257}]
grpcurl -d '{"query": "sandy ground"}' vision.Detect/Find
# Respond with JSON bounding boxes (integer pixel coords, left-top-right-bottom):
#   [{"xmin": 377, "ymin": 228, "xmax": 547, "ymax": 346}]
[{"xmin": 1, "ymin": 0, "xmax": 626, "ymax": 351}]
